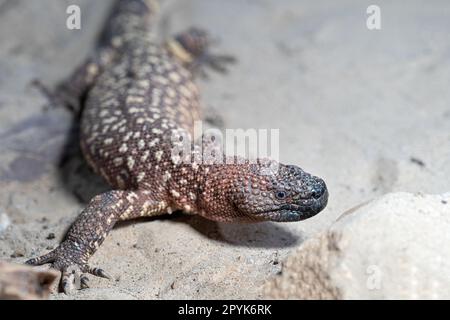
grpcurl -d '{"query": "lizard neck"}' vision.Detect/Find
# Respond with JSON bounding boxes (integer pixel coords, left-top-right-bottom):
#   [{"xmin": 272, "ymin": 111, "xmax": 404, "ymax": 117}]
[{"xmin": 195, "ymin": 162, "xmax": 249, "ymax": 222}]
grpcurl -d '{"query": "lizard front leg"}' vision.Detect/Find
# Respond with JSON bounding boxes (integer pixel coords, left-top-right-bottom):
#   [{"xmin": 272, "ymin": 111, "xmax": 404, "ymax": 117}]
[{"xmin": 26, "ymin": 190, "xmax": 168, "ymax": 293}]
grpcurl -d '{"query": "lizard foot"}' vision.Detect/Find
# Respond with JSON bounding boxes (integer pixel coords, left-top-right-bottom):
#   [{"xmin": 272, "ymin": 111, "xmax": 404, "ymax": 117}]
[
  {"xmin": 31, "ymin": 79, "xmax": 81, "ymax": 114},
  {"xmin": 168, "ymin": 27, "xmax": 237, "ymax": 78},
  {"xmin": 26, "ymin": 240, "xmax": 112, "ymax": 294}
]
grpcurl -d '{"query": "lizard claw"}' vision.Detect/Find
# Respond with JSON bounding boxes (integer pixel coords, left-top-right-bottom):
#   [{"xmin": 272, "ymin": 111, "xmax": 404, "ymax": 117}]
[
  {"xmin": 191, "ymin": 53, "xmax": 237, "ymax": 78},
  {"xmin": 88, "ymin": 267, "xmax": 113, "ymax": 280},
  {"xmin": 205, "ymin": 54, "xmax": 237, "ymax": 74},
  {"xmin": 61, "ymin": 270, "xmax": 76, "ymax": 294},
  {"xmin": 80, "ymin": 274, "xmax": 90, "ymax": 289}
]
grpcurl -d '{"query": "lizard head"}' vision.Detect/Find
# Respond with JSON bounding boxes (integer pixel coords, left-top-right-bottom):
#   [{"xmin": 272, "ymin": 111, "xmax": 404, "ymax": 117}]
[{"xmin": 228, "ymin": 161, "xmax": 328, "ymax": 222}]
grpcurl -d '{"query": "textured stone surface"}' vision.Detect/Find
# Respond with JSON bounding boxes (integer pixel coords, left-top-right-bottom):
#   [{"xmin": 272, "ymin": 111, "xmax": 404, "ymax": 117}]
[
  {"xmin": 0, "ymin": 261, "xmax": 58, "ymax": 299},
  {"xmin": 265, "ymin": 193, "xmax": 450, "ymax": 299},
  {"xmin": 0, "ymin": 0, "xmax": 449, "ymax": 299}
]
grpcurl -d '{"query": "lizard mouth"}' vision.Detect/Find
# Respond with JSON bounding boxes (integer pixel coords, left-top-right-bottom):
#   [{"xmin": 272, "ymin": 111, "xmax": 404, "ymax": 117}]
[{"xmin": 254, "ymin": 189, "xmax": 328, "ymax": 222}]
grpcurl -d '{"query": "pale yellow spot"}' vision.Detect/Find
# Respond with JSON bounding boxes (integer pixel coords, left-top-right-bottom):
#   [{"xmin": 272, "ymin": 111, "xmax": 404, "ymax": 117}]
[
  {"xmin": 127, "ymin": 156, "xmax": 135, "ymax": 170},
  {"xmin": 179, "ymin": 85, "xmax": 191, "ymax": 98},
  {"xmin": 128, "ymin": 107, "xmax": 141, "ymax": 113},
  {"xmin": 87, "ymin": 63, "xmax": 99, "ymax": 76},
  {"xmin": 141, "ymin": 150, "xmax": 150, "ymax": 162},
  {"xmin": 103, "ymin": 117, "xmax": 118, "ymax": 124},
  {"xmin": 166, "ymin": 87, "xmax": 176, "ymax": 98},
  {"xmin": 154, "ymin": 76, "xmax": 169, "ymax": 85},
  {"xmin": 163, "ymin": 171, "xmax": 171, "ymax": 182},
  {"xmin": 137, "ymin": 172, "xmax": 145, "ymax": 182},
  {"xmin": 119, "ymin": 144, "xmax": 128, "ymax": 153},
  {"xmin": 113, "ymin": 157, "xmax": 123, "ymax": 167},
  {"xmin": 155, "ymin": 150, "xmax": 163, "ymax": 162},
  {"xmin": 138, "ymin": 80, "xmax": 150, "ymax": 89},
  {"xmin": 121, "ymin": 205, "xmax": 134, "ymax": 219},
  {"xmin": 126, "ymin": 192, "xmax": 138, "ymax": 203},
  {"xmin": 126, "ymin": 96, "xmax": 145, "ymax": 104},
  {"xmin": 169, "ymin": 72, "xmax": 181, "ymax": 83},
  {"xmin": 112, "ymin": 36, "xmax": 123, "ymax": 47},
  {"xmin": 149, "ymin": 138, "xmax": 159, "ymax": 147},
  {"xmin": 123, "ymin": 132, "xmax": 133, "ymax": 141}
]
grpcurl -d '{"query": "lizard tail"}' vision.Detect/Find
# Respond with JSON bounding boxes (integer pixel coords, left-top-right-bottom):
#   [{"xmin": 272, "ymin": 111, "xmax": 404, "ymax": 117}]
[
  {"xmin": 99, "ymin": 0, "xmax": 160, "ymax": 47},
  {"xmin": 114, "ymin": 0, "xmax": 159, "ymax": 16}
]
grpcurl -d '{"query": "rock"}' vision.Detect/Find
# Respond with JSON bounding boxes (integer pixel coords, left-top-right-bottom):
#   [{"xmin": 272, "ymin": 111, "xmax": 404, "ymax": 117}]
[
  {"xmin": 0, "ymin": 261, "xmax": 59, "ymax": 300},
  {"xmin": 264, "ymin": 192, "xmax": 450, "ymax": 299}
]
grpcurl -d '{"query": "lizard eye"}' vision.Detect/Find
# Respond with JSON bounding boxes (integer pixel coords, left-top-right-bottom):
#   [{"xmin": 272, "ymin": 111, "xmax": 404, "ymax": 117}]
[{"xmin": 276, "ymin": 191, "xmax": 287, "ymax": 200}]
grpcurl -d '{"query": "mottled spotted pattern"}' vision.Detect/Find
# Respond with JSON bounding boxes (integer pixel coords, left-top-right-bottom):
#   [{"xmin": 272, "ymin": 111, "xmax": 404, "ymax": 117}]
[{"xmin": 26, "ymin": 0, "xmax": 328, "ymax": 293}]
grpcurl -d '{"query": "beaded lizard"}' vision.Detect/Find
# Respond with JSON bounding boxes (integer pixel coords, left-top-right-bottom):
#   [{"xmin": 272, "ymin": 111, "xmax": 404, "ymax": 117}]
[{"xmin": 26, "ymin": 0, "xmax": 328, "ymax": 293}]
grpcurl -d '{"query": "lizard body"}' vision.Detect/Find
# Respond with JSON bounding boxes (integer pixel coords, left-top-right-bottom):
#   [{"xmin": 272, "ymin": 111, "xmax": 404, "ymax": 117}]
[{"xmin": 27, "ymin": 0, "xmax": 328, "ymax": 292}]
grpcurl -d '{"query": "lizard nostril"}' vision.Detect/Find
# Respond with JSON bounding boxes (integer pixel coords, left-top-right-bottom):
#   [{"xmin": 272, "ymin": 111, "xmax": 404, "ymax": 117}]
[
  {"xmin": 311, "ymin": 189, "xmax": 322, "ymax": 199},
  {"xmin": 311, "ymin": 180, "xmax": 326, "ymax": 199}
]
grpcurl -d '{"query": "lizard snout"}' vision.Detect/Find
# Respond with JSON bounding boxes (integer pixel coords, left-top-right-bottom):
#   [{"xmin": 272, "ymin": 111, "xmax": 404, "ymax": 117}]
[{"xmin": 307, "ymin": 176, "xmax": 328, "ymax": 214}]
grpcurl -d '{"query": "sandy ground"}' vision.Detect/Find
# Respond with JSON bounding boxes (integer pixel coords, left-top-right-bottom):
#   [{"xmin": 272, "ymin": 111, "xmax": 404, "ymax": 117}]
[{"xmin": 0, "ymin": 0, "xmax": 449, "ymax": 299}]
